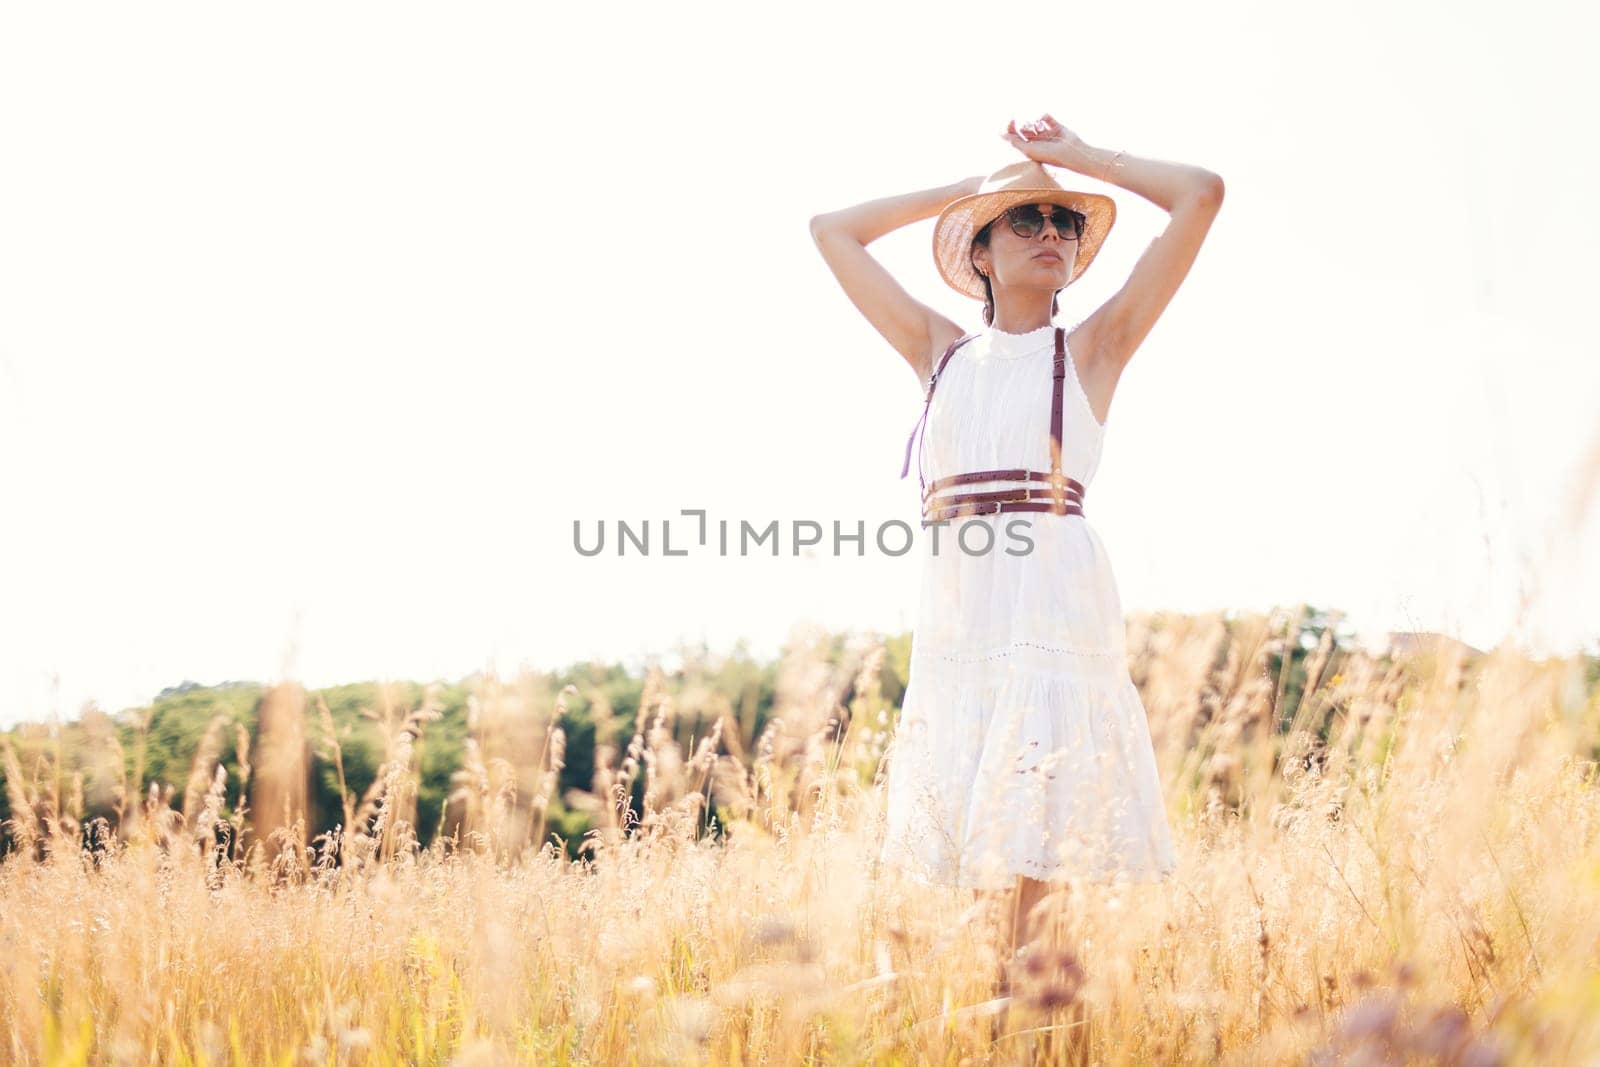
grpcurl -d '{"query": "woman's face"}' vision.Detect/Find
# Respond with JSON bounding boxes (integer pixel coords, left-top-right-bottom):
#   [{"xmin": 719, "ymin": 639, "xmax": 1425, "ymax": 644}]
[{"xmin": 972, "ymin": 203, "xmax": 1080, "ymax": 291}]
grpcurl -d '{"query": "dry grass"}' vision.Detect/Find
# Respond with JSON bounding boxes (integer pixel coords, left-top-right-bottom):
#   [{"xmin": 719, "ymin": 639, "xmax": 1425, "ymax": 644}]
[{"xmin": 2, "ymin": 612, "xmax": 1599, "ymax": 1065}]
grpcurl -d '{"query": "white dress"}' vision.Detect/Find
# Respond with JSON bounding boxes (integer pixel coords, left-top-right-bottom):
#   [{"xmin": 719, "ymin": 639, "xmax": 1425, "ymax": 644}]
[{"xmin": 879, "ymin": 319, "xmax": 1179, "ymax": 890}]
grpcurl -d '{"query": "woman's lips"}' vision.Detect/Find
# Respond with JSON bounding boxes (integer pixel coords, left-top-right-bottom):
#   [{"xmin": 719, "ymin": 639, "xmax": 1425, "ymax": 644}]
[{"xmin": 1034, "ymin": 251, "xmax": 1063, "ymax": 263}]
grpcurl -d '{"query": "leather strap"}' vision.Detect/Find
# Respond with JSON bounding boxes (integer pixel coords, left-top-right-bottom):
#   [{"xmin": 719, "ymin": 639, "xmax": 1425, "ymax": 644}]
[
  {"xmin": 1050, "ymin": 326, "xmax": 1066, "ymax": 482},
  {"xmin": 923, "ymin": 468, "xmax": 1086, "ymax": 501},
  {"xmin": 900, "ymin": 332, "xmax": 978, "ymax": 489},
  {"xmin": 904, "ymin": 325, "xmax": 1087, "ymax": 523},
  {"xmin": 923, "ymin": 500, "xmax": 1085, "ymax": 525},
  {"xmin": 925, "ymin": 485, "xmax": 1083, "ymax": 510}
]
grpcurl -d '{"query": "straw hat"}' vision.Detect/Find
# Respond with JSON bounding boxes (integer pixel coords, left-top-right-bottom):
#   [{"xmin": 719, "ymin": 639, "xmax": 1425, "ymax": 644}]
[{"xmin": 932, "ymin": 159, "xmax": 1116, "ymax": 301}]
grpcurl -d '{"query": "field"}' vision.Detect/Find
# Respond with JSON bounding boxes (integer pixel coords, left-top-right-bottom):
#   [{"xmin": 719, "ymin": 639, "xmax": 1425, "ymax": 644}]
[{"xmin": 3, "ymin": 608, "xmax": 1599, "ymax": 1065}]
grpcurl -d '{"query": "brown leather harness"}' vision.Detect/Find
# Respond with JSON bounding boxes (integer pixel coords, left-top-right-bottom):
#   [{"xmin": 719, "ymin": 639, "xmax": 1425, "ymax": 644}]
[{"xmin": 900, "ymin": 326, "xmax": 1086, "ymax": 526}]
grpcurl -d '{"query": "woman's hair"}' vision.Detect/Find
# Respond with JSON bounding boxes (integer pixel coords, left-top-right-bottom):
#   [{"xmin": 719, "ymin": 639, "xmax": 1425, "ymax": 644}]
[{"xmin": 971, "ymin": 212, "xmax": 1078, "ymax": 326}]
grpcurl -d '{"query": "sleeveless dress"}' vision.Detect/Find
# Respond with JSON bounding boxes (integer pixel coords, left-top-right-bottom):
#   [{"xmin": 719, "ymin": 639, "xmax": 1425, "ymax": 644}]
[{"xmin": 879, "ymin": 319, "xmax": 1179, "ymax": 890}]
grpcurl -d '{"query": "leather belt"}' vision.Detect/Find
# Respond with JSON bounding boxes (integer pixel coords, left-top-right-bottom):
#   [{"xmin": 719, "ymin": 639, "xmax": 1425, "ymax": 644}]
[{"xmin": 900, "ymin": 326, "xmax": 1087, "ymax": 525}]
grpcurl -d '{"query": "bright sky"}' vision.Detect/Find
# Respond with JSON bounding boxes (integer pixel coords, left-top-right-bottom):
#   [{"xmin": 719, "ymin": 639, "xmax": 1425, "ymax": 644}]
[{"xmin": 3, "ymin": 1, "xmax": 1596, "ymax": 727}]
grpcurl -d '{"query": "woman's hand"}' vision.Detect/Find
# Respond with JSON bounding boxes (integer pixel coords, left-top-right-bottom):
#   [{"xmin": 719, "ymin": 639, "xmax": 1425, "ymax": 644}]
[{"xmin": 1000, "ymin": 114, "xmax": 1087, "ymax": 169}]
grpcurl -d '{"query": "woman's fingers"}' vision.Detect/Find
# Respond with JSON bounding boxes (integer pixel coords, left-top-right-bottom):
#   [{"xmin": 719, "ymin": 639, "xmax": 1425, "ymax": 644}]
[
  {"xmin": 1017, "ymin": 114, "xmax": 1061, "ymax": 139},
  {"xmin": 1003, "ymin": 115, "xmax": 1061, "ymax": 148}
]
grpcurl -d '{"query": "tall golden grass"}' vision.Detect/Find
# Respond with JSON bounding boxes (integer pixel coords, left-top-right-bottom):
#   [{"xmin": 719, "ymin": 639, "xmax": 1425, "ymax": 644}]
[{"xmin": 1, "ymin": 611, "xmax": 1598, "ymax": 1065}]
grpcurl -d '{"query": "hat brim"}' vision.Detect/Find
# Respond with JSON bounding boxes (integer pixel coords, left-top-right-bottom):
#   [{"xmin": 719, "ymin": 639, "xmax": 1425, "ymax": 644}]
[{"xmin": 933, "ymin": 189, "xmax": 1116, "ymax": 302}]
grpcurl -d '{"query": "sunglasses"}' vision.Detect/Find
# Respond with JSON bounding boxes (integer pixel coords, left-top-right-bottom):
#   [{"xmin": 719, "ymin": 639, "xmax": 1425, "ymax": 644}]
[{"xmin": 990, "ymin": 203, "xmax": 1084, "ymax": 241}]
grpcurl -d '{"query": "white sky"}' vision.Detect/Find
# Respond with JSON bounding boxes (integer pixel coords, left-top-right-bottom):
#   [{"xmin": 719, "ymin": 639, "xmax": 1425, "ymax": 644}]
[{"xmin": 2, "ymin": 1, "xmax": 1596, "ymax": 727}]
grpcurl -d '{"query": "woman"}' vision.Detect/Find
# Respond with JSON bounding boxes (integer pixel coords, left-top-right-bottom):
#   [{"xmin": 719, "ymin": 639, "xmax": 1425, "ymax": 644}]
[{"xmin": 809, "ymin": 116, "xmax": 1224, "ymax": 961}]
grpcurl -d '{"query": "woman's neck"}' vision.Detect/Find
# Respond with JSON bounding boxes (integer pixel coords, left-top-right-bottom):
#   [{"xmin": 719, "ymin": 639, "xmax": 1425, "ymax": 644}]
[{"xmin": 988, "ymin": 293, "xmax": 1056, "ymax": 334}]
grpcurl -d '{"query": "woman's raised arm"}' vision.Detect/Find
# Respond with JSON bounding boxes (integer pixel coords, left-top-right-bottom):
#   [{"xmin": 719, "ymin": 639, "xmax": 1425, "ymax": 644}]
[
  {"xmin": 1001, "ymin": 116, "xmax": 1224, "ymax": 376},
  {"xmin": 809, "ymin": 175, "xmax": 983, "ymax": 384}
]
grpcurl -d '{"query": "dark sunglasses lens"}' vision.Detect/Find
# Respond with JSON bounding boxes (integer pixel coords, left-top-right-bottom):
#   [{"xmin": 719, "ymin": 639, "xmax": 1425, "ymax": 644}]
[
  {"xmin": 1008, "ymin": 205, "xmax": 1044, "ymax": 236},
  {"xmin": 1007, "ymin": 204, "xmax": 1082, "ymax": 239}
]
